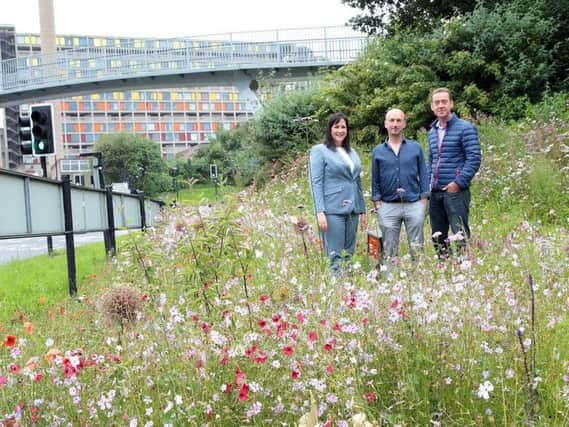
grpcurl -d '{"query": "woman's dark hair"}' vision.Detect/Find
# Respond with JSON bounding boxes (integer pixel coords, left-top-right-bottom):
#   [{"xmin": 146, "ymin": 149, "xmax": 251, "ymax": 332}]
[{"xmin": 324, "ymin": 112, "xmax": 350, "ymax": 152}]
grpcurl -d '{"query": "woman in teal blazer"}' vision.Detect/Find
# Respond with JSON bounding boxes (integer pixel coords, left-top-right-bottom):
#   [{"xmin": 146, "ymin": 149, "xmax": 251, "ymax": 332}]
[{"xmin": 309, "ymin": 112, "xmax": 367, "ymax": 274}]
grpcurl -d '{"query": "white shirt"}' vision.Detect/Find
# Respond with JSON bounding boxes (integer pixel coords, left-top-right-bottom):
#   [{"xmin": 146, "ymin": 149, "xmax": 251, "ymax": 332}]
[{"xmin": 336, "ymin": 147, "xmax": 354, "ymax": 173}]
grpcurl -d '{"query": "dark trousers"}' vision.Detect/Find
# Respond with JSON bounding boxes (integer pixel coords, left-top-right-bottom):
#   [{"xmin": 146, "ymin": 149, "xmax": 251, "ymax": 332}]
[{"xmin": 429, "ymin": 189, "xmax": 471, "ymax": 256}]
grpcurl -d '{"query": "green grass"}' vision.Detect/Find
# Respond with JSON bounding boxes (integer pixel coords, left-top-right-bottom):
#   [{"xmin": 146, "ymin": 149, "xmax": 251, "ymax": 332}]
[
  {"xmin": 162, "ymin": 182, "xmax": 240, "ymax": 205},
  {"xmin": 0, "ymin": 240, "xmax": 112, "ymax": 325}
]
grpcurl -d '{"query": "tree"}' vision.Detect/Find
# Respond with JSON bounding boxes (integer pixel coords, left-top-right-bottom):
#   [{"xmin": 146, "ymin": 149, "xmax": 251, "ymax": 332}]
[
  {"xmin": 96, "ymin": 133, "xmax": 169, "ymax": 196},
  {"xmin": 253, "ymin": 87, "xmax": 323, "ymax": 161},
  {"xmin": 341, "ymin": 0, "xmax": 498, "ymax": 35},
  {"xmin": 455, "ymin": 1, "xmax": 556, "ymax": 104}
]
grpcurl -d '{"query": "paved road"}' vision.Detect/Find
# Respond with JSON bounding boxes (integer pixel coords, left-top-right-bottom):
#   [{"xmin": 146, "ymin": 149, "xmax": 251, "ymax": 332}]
[{"xmin": 0, "ymin": 231, "xmax": 129, "ymax": 265}]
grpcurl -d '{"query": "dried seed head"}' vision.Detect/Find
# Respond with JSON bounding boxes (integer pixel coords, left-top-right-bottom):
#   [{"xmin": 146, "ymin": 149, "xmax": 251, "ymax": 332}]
[{"xmin": 100, "ymin": 284, "xmax": 143, "ymax": 327}]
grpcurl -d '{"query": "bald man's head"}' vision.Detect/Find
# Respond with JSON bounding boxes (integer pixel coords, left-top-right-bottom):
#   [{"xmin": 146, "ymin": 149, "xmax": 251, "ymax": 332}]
[
  {"xmin": 384, "ymin": 109, "xmax": 407, "ymax": 138},
  {"xmin": 385, "ymin": 108, "xmax": 406, "ymax": 122}
]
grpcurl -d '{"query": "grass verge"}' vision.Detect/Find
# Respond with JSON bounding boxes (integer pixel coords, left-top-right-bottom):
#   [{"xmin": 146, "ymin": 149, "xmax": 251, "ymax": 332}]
[{"xmin": 0, "ymin": 240, "xmax": 111, "ymax": 327}]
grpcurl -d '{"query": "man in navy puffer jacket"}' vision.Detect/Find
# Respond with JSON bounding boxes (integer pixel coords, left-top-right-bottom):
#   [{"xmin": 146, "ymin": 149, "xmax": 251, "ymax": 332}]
[{"xmin": 428, "ymin": 88, "xmax": 481, "ymax": 257}]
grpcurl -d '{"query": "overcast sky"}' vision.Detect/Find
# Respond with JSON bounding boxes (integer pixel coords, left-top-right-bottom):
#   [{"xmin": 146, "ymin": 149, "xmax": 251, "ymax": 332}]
[{"xmin": 2, "ymin": 0, "xmax": 357, "ymax": 38}]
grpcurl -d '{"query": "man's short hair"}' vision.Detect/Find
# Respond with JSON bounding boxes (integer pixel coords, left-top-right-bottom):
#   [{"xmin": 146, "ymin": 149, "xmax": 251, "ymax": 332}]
[{"xmin": 431, "ymin": 87, "xmax": 453, "ymax": 101}]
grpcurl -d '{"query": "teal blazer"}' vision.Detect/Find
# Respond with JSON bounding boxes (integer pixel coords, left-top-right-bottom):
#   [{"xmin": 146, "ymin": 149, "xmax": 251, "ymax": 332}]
[{"xmin": 309, "ymin": 144, "xmax": 366, "ymax": 215}]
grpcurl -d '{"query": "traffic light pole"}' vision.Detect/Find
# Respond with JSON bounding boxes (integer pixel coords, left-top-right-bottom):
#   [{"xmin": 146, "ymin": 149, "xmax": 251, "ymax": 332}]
[
  {"xmin": 41, "ymin": 156, "xmax": 54, "ymax": 255},
  {"xmin": 61, "ymin": 175, "xmax": 77, "ymax": 296}
]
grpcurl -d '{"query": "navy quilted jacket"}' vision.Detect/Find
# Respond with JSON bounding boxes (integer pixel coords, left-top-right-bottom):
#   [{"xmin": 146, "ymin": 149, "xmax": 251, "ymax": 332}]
[{"xmin": 428, "ymin": 113, "xmax": 481, "ymax": 190}]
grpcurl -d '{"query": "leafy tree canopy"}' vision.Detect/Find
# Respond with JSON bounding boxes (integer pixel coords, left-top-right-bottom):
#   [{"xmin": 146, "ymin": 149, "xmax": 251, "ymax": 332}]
[
  {"xmin": 96, "ymin": 133, "xmax": 169, "ymax": 196},
  {"xmin": 342, "ymin": 0, "xmax": 498, "ymax": 34}
]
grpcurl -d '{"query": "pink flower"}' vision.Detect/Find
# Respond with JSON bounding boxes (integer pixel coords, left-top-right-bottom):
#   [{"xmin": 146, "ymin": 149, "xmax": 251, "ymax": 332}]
[
  {"xmin": 276, "ymin": 322, "xmax": 288, "ymax": 337},
  {"xmin": 366, "ymin": 391, "xmax": 377, "ymax": 402},
  {"xmin": 245, "ymin": 344, "xmax": 258, "ymax": 357},
  {"xmin": 283, "ymin": 345, "xmax": 294, "ymax": 356},
  {"xmin": 253, "ymin": 352, "xmax": 267, "ymax": 364},
  {"xmin": 235, "ymin": 367, "xmax": 246, "ymax": 386},
  {"xmin": 9, "ymin": 363, "xmax": 20, "ymax": 375},
  {"xmin": 64, "ymin": 364, "xmax": 77, "ymax": 378},
  {"xmin": 296, "ymin": 312, "xmax": 305, "ymax": 323},
  {"xmin": 324, "ymin": 338, "xmax": 336, "ymax": 351},
  {"xmin": 308, "ymin": 331, "xmax": 317, "ymax": 342},
  {"xmin": 326, "ymin": 364, "xmax": 334, "ymax": 374},
  {"xmin": 239, "ymin": 384, "xmax": 250, "ymax": 401},
  {"xmin": 0, "ymin": 375, "xmax": 7, "ymax": 387}
]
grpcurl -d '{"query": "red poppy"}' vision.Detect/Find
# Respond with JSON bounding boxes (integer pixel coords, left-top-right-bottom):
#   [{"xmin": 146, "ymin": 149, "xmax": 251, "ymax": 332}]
[
  {"xmin": 291, "ymin": 369, "xmax": 300, "ymax": 380},
  {"xmin": 2, "ymin": 335, "xmax": 16, "ymax": 347},
  {"xmin": 9, "ymin": 364, "xmax": 20, "ymax": 375}
]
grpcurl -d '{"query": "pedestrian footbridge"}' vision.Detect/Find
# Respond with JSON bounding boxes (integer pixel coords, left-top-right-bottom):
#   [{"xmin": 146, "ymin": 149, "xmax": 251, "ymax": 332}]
[{"xmin": 0, "ymin": 26, "xmax": 367, "ymax": 106}]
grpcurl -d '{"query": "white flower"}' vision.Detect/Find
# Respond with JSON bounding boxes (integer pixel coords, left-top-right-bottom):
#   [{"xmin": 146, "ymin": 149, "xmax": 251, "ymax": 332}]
[
  {"xmin": 45, "ymin": 338, "xmax": 54, "ymax": 347},
  {"xmin": 477, "ymin": 380, "xmax": 494, "ymax": 400}
]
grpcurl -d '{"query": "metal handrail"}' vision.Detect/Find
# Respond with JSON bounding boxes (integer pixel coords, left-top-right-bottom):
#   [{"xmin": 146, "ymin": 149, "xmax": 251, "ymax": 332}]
[{"xmin": 1, "ymin": 26, "xmax": 368, "ymax": 94}]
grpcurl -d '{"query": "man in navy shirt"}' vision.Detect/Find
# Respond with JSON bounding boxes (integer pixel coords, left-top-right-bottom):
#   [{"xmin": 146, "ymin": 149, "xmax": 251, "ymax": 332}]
[
  {"xmin": 428, "ymin": 88, "xmax": 481, "ymax": 257},
  {"xmin": 371, "ymin": 108, "xmax": 430, "ymax": 260}
]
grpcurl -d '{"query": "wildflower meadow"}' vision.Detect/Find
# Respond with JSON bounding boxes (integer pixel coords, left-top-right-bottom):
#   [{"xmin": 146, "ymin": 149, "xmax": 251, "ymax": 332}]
[{"xmin": 1, "ymin": 115, "xmax": 569, "ymax": 426}]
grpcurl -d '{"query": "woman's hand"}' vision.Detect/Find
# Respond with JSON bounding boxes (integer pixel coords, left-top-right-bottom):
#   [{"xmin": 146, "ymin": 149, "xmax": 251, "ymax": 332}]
[{"xmin": 317, "ymin": 212, "xmax": 328, "ymax": 232}]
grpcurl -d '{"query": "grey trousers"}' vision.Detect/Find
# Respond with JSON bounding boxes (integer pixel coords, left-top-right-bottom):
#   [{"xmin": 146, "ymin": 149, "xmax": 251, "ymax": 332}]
[
  {"xmin": 378, "ymin": 200, "xmax": 425, "ymax": 259},
  {"xmin": 322, "ymin": 212, "xmax": 359, "ymax": 274}
]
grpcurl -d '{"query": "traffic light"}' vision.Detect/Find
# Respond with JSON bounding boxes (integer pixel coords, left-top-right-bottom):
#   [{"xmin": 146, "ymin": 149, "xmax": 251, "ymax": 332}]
[
  {"xmin": 30, "ymin": 104, "xmax": 55, "ymax": 156},
  {"xmin": 210, "ymin": 164, "xmax": 218, "ymax": 180},
  {"xmin": 18, "ymin": 109, "xmax": 33, "ymax": 155}
]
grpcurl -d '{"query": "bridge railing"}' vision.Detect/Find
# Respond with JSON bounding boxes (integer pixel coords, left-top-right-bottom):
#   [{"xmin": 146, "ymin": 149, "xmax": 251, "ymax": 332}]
[{"xmin": 1, "ymin": 26, "xmax": 367, "ymax": 93}]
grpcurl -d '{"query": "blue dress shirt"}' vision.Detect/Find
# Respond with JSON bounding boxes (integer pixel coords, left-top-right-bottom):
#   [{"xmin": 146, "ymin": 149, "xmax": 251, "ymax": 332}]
[{"xmin": 371, "ymin": 138, "xmax": 429, "ymax": 203}]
